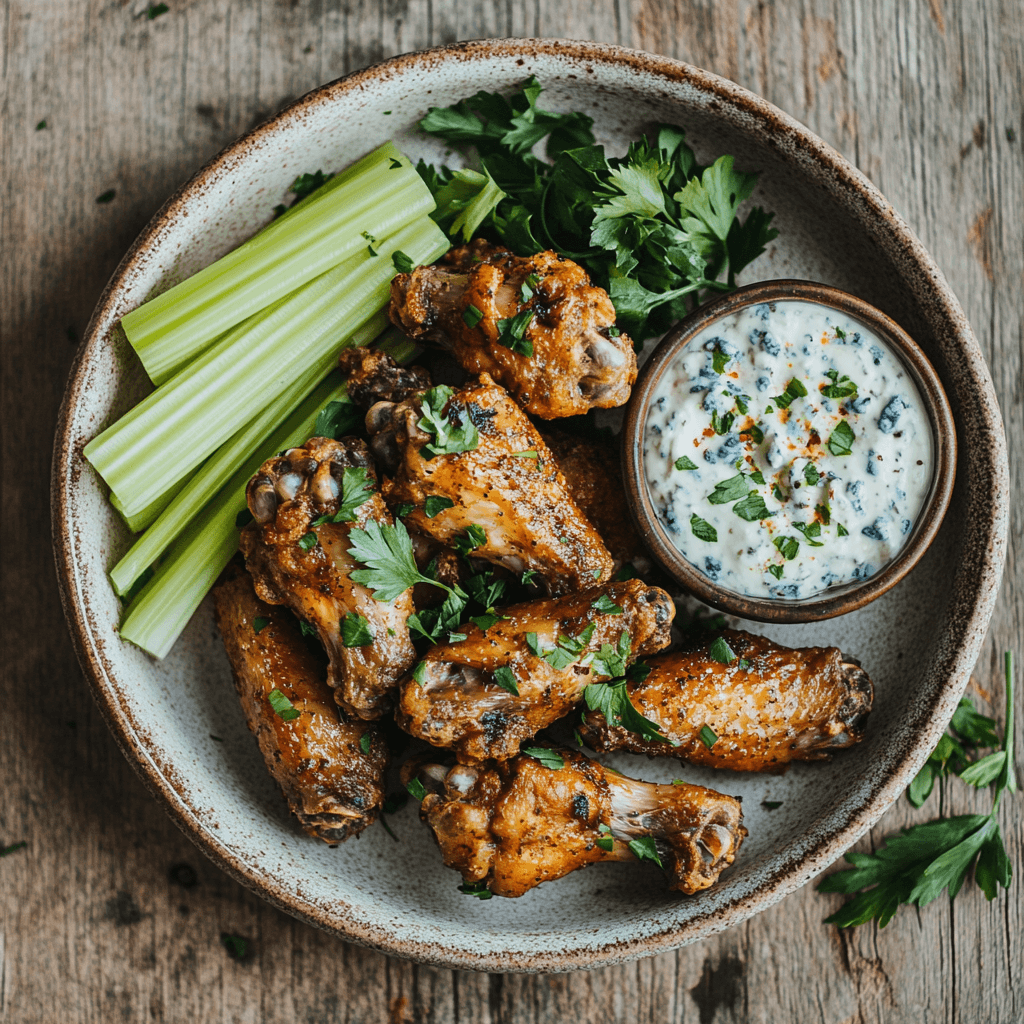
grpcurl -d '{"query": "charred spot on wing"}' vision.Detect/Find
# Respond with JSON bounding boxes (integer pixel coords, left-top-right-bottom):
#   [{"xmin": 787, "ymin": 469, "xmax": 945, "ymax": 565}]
[
  {"xmin": 481, "ymin": 710, "xmax": 509, "ymax": 743},
  {"xmin": 571, "ymin": 792, "xmax": 590, "ymax": 820},
  {"xmin": 466, "ymin": 401, "xmax": 498, "ymax": 433}
]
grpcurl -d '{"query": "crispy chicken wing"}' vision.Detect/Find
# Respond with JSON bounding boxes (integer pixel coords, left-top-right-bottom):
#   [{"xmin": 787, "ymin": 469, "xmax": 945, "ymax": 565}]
[
  {"xmin": 337, "ymin": 346, "xmax": 432, "ymax": 409},
  {"xmin": 214, "ymin": 565, "xmax": 388, "ymax": 842},
  {"xmin": 579, "ymin": 629, "xmax": 874, "ymax": 771},
  {"xmin": 404, "ymin": 747, "xmax": 744, "ymax": 897},
  {"xmin": 365, "ymin": 373, "xmax": 614, "ymax": 594},
  {"xmin": 389, "ymin": 239, "xmax": 637, "ymax": 419},
  {"xmin": 240, "ymin": 436, "xmax": 416, "ymax": 719},
  {"xmin": 396, "ymin": 580, "xmax": 674, "ymax": 762}
]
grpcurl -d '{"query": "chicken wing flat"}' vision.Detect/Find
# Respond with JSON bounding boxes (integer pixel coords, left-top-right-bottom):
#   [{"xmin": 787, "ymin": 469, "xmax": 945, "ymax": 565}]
[
  {"xmin": 214, "ymin": 565, "xmax": 388, "ymax": 843},
  {"xmin": 579, "ymin": 629, "xmax": 874, "ymax": 771},
  {"xmin": 240, "ymin": 436, "xmax": 416, "ymax": 720},
  {"xmin": 366, "ymin": 372, "xmax": 614, "ymax": 594},
  {"xmin": 388, "ymin": 239, "xmax": 637, "ymax": 419},
  {"xmin": 337, "ymin": 346, "xmax": 432, "ymax": 409},
  {"xmin": 396, "ymin": 580, "xmax": 674, "ymax": 762},
  {"xmin": 404, "ymin": 747, "xmax": 744, "ymax": 897}
]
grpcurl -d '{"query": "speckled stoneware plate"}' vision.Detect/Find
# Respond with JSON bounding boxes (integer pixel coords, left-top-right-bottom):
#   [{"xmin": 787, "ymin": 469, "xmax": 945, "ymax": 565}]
[{"xmin": 52, "ymin": 39, "xmax": 1008, "ymax": 973}]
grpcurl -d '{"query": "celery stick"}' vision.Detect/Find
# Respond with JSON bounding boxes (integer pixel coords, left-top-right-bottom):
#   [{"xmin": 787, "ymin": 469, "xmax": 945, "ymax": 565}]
[
  {"xmin": 111, "ymin": 479, "xmax": 185, "ymax": 533},
  {"xmin": 108, "ymin": 309, "xmax": 388, "ymax": 597},
  {"xmin": 86, "ymin": 216, "xmax": 449, "ymax": 518},
  {"xmin": 118, "ymin": 372, "xmax": 349, "ymax": 659},
  {"xmin": 124, "ymin": 142, "xmax": 430, "ymax": 384}
]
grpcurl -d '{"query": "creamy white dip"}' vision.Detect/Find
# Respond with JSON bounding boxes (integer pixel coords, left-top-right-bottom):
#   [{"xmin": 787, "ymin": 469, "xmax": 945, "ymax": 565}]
[{"xmin": 644, "ymin": 300, "xmax": 933, "ymax": 600}]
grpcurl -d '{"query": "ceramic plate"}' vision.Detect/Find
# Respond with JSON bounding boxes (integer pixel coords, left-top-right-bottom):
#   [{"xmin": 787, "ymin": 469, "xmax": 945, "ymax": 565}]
[{"xmin": 52, "ymin": 39, "xmax": 1008, "ymax": 972}]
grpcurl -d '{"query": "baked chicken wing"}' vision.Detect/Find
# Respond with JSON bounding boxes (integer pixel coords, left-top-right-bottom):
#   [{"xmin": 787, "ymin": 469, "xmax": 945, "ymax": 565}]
[
  {"xmin": 579, "ymin": 629, "xmax": 874, "ymax": 771},
  {"xmin": 240, "ymin": 436, "xmax": 416, "ymax": 719},
  {"xmin": 365, "ymin": 372, "xmax": 614, "ymax": 594},
  {"xmin": 404, "ymin": 747, "xmax": 744, "ymax": 897},
  {"xmin": 396, "ymin": 579, "xmax": 675, "ymax": 762},
  {"xmin": 214, "ymin": 565, "xmax": 388, "ymax": 842},
  {"xmin": 388, "ymin": 239, "xmax": 637, "ymax": 419},
  {"xmin": 337, "ymin": 346, "xmax": 432, "ymax": 409}
]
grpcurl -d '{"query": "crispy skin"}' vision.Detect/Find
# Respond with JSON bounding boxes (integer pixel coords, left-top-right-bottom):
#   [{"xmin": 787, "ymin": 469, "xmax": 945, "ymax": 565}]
[
  {"xmin": 579, "ymin": 629, "xmax": 874, "ymax": 771},
  {"xmin": 240, "ymin": 436, "xmax": 416, "ymax": 720},
  {"xmin": 395, "ymin": 580, "xmax": 675, "ymax": 762},
  {"xmin": 337, "ymin": 347, "xmax": 432, "ymax": 409},
  {"xmin": 366, "ymin": 373, "xmax": 614, "ymax": 594},
  {"xmin": 214, "ymin": 566, "xmax": 388, "ymax": 843},
  {"xmin": 404, "ymin": 748, "xmax": 744, "ymax": 897},
  {"xmin": 389, "ymin": 239, "xmax": 637, "ymax": 419},
  {"xmin": 542, "ymin": 432, "xmax": 651, "ymax": 574}
]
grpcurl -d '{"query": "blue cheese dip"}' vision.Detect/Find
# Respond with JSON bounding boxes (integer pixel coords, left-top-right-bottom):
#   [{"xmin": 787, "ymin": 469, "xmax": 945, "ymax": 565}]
[{"xmin": 644, "ymin": 300, "xmax": 933, "ymax": 600}]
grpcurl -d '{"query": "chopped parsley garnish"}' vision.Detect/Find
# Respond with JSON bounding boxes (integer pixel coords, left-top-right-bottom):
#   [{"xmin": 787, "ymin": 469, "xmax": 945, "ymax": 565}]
[
  {"xmin": 771, "ymin": 377, "xmax": 808, "ymax": 410},
  {"xmin": 0, "ymin": 841, "xmax": 27, "ymax": 857},
  {"xmin": 674, "ymin": 455, "xmax": 698, "ymax": 471},
  {"xmin": 707, "ymin": 473, "xmax": 749, "ymax": 505},
  {"xmin": 220, "ymin": 933, "xmax": 250, "ymax": 960},
  {"xmin": 36, "ymin": 119, "xmax": 47, "ymax": 130},
  {"xmin": 591, "ymin": 594, "xmax": 624, "ymax": 615},
  {"xmin": 520, "ymin": 273, "xmax": 541, "ymax": 301},
  {"xmin": 491, "ymin": 666, "xmax": 520, "ymax": 695},
  {"xmin": 733, "ymin": 491, "xmax": 773, "ymax": 522},
  {"xmin": 341, "ymin": 613, "xmax": 375, "ymax": 648},
  {"xmin": 596, "ymin": 823, "xmax": 615, "ymax": 852},
  {"xmin": 821, "ymin": 368, "xmax": 859, "ymax": 399},
  {"xmin": 314, "ymin": 397, "xmax": 362, "ymax": 440},
  {"xmin": 521, "ymin": 569, "xmax": 539, "ymax": 586},
  {"xmin": 96, "ymin": 189, "xmax": 116, "ymax": 204},
  {"xmin": 268, "ymin": 688, "xmax": 300, "ymax": 721},
  {"xmin": 816, "ymin": 502, "xmax": 832, "ymax": 525},
  {"xmin": 471, "ymin": 611, "xmax": 503, "ymax": 631},
  {"xmin": 391, "ymin": 250, "xmax": 415, "ymax": 274},
  {"xmin": 627, "ymin": 836, "xmax": 663, "ymax": 868},
  {"xmin": 424, "ymin": 495, "xmax": 455, "ymax": 518},
  {"xmin": 395, "ymin": 502, "xmax": 415, "ymax": 518},
  {"xmin": 835, "ymin": 326, "xmax": 847, "ymax": 339},
  {"xmin": 463, "ymin": 304, "xmax": 484, "ymax": 328},
  {"xmin": 417, "ymin": 385, "xmax": 480, "ymax": 459},
  {"xmin": 584, "ymin": 658, "xmax": 668, "ymax": 744},
  {"xmin": 748, "ymin": 469, "xmax": 766, "ymax": 485},
  {"xmin": 768, "ymin": 564, "xmax": 785, "ymax": 580},
  {"xmin": 362, "ymin": 230, "xmax": 378, "ymax": 256},
  {"xmin": 406, "ymin": 777, "xmax": 427, "ymax": 801},
  {"xmin": 511, "ymin": 450, "xmax": 539, "ymax": 459},
  {"xmin": 451, "ymin": 523, "xmax": 487, "ymax": 557},
  {"xmin": 359, "ymin": 733, "xmax": 372, "ymax": 754},
  {"xmin": 708, "ymin": 636, "xmax": 738, "ymax": 664},
  {"xmin": 837, "ymin": 523, "xmax": 849, "ymax": 537},
  {"xmin": 458, "ymin": 880, "xmax": 493, "ymax": 899},
  {"xmin": 827, "ymin": 419, "xmax": 856, "ymax": 456},
  {"xmin": 794, "ymin": 521, "xmax": 824, "ymax": 546},
  {"xmin": 253, "ymin": 617, "xmax": 270, "ymax": 634},
  {"xmin": 297, "ymin": 531, "xmax": 319, "ymax": 552},
  {"xmin": 762, "ymin": 800, "xmax": 783, "ymax": 810},
  {"xmin": 523, "ymin": 747, "xmax": 564, "ymax": 770},
  {"xmin": 299, "ymin": 620, "xmax": 317, "ymax": 638},
  {"xmin": 495, "ymin": 309, "xmax": 535, "ymax": 357},
  {"xmin": 744, "ymin": 423, "xmax": 765, "ymax": 444},
  {"xmin": 774, "ymin": 535, "xmax": 800, "ymax": 560},
  {"xmin": 690, "ymin": 513, "xmax": 718, "ymax": 543},
  {"xmin": 699, "ymin": 725, "xmax": 718, "ymax": 748},
  {"xmin": 735, "ymin": 395, "xmax": 749, "ymax": 414},
  {"xmin": 711, "ymin": 410, "xmax": 734, "ymax": 436},
  {"xmin": 584, "ymin": 631, "xmax": 632, "ymax": 678},
  {"xmin": 531, "ymin": 623, "xmax": 596, "ymax": 670},
  {"xmin": 803, "ymin": 463, "xmax": 821, "ymax": 486},
  {"xmin": 712, "ymin": 346, "xmax": 731, "ymax": 374},
  {"xmin": 772, "ymin": 482, "xmax": 785, "ymax": 502}
]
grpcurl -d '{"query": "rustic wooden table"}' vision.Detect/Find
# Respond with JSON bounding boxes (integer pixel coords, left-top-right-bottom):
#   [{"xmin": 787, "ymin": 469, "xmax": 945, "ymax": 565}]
[{"xmin": 3, "ymin": 1, "xmax": 1021, "ymax": 1021}]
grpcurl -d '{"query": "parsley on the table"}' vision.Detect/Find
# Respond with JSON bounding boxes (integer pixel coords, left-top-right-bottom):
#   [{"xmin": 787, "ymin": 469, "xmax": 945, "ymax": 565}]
[
  {"xmin": 416, "ymin": 384, "xmax": 480, "ymax": 459},
  {"xmin": 341, "ymin": 613, "xmax": 375, "ymax": 648},
  {"xmin": 708, "ymin": 636, "xmax": 737, "ymax": 664},
  {"xmin": 762, "ymin": 800, "xmax": 783, "ymax": 811},
  {"xmin": 96, "ymin": 189, "xmax": 116, "ymax": 204},
  {"xmin": 523, "ymin": 747, "xmax": 564, "ymax": 770},
  {"xmin": 827, "ymin": 419, "xmax": 855, "ymax": 456},
  {"xmin": 495, "ymin": 309, "xmax": 534, "ymax": 357},
  {"xmin": 818, "ymin": 652, "xmax": 1016, "ymax": 927},
  {"xmin": 0, "ymin": 841, "xmax": 27, "ymax": 858},
  {"xmin": 268, "ymin": 688, "xmax": 300, "ymax": 721},
  {"xmin": 36, "ymin": 119, "xmax": 47, "ymax": 130},
  {"xmin": 707, "ymin": 473, "xmax": 749, "ymax": 505},
  {"xmin": 675, "ymin": 455, "xmax": 698, "ymax": 471},
  {"xmin": 463, "ymin": 304, "xmax": 484, "ymax": 328},
  {"xmin": 690, "ymin": 513, "xmax": 718, "ymax": 543}
]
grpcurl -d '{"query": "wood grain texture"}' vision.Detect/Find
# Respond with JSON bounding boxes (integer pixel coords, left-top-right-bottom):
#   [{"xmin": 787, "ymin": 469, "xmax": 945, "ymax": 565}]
[{"xmin": 1, "ymin": 1, "xmax": 1020, "ymax": 1021}]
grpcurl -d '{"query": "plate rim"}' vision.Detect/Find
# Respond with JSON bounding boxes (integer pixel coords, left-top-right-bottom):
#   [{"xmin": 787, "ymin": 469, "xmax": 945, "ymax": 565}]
[{"xmin": 50, "ymin": 37, "xmax": 1009, "ymax": 973}]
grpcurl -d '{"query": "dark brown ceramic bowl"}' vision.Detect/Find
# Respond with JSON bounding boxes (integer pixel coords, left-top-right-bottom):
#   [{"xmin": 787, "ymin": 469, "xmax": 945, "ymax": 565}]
[{"xmin": 623, "ymin": 281, "xmax": 957, "ymax": 623}]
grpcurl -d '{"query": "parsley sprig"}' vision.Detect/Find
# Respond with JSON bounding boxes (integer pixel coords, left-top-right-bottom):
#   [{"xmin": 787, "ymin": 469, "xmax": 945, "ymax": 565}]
[
  {"xmin": 417, "ymin": 385, "xmax": 480, "ymax": 459},
  {"xmin": 818, "ymin": 652, "xmax": 1016, "ymax": 927}
]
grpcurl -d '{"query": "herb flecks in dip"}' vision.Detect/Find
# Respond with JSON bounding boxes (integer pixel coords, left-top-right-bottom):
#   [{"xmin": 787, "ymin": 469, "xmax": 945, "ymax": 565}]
[{"xmin": 644, "ymin": 300, "xmax": 933, "ymax": 600}]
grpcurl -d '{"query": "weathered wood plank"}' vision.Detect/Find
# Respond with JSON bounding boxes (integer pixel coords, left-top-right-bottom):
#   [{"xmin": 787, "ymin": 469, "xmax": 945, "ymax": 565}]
[{"xmin": 1, "ymin": 0, "xmax": 1021, "ymax": 1021}]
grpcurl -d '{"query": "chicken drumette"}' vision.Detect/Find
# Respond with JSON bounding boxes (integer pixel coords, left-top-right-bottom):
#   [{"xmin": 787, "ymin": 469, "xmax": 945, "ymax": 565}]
[
  {"xmin": 337, "ymin": 346, "xmax": 432, "ymax": 409},
  {"xmin": 240, "ymin": 436, "xmax": 416, "ymax": 719},
  {"xmin": 214, "ymin": 565, "xmax": 388, "ymax": 842},
  {"xmin": 389, "ymin": 239, "xmax": 637, "ymax": 419},
  {"xmin": 404, "ymin": 748, "xmax": 744, "ymax": 897},
  {"xmin": 579, "ymin": 629, "xmax": 874, "ymax": 771},
  {"xmin": 396, "ymin": 579, "xmax": 675, "ymax": 762},
  {"xmin": 365, "ymin": 372, "xmax": 615, "ymax": 594}
]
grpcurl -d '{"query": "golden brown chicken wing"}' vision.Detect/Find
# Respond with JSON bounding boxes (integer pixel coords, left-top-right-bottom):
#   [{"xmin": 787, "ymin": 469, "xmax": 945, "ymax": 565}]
[
  {"xmin": 579, "ymin": 629, "xmax": 874, "ymax": 771},
  {"xmin": 404, "ymin": 747, "xmax": 744, "ymax": 897},
  {"xmin": 365, "ymin": 373, "xmax": 615, "ymax": 594},
  {"xmin": 337, "ymin": 346, "xmax": 432, "ymax": 409},
  {"xmin": 396, "ymin": 579, "xmax": 675, "ymax": 762},
  {"xmin": 388, "ymin": 239, "xmax": 637, "ymax": 419},
  {"xmin": 240, "ymin": 436, "xmax": 417, "ymax": 720},
  {"xmin": 214, "ymin": 565, "xmax": 388, "ymax": 843}
]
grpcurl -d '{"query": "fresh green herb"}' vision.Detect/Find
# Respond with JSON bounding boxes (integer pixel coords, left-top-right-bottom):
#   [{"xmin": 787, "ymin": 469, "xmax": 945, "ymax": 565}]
[
  {"xmin": 428, "ymin": 166, "xmax": 507, "ymax": 241},
  {"xmin": 36, "ymin": 119, "xmax": 47, "ymax": 130},
  {"xmin": 359, "ymin": 732, "xmax": 372, "ymax": 754},
  {"xmin": 491, "ymin": 666, "xmax": 520, "ymax": 695},
  {"xmin": 835, "ymin": 326, "xmax": 847, "ymax": 339},
  {"xmin": 699, "ymin": 725, "xmax": 718, "ymax": 748},
  {"xmin": 511, "ymin": 450, "xmax": 539, "ymax": 460},
  {"xmin": 297, "ymin": 531, "xmax": 319, "ymax": 552},
  {"xmin": 768, "ymin": 564, "xmax": 785, "ymax": 580},
  {"xmin": 591, "ymin": 594, "xmax": 624, "ymax": 615},
  {"xmin": 520, "ymin": 273, "xmax": 541, "ymax": 301},
  {"xmin": 596, "ymin": 823, "xmax": 615, "ymax": 852},
  {"xmin": 268, "ymin": 688, "xmax": 300, "ymax": 721},
  {"xmin": 748, "ymin": 469, "xmax": 766, "ymax": 485},
  {"xmin": 452, "ymin": 523, "xmax": 487, "ymax": 557},
  {"xmin": 762, "ymin": 800, "xmax": 783, "ymax": 810},
  {"xmin": 471, "ymin": 611, "xmax": 503, "ymax": 631},
  {"xmin": 712, "ymin": 346, "xmax": 731, "ymax": 374},
  {"xmin": 708, "ymin": 636, "xmax": 737, "ymax": 664},
  {"xmin": 675, "ymin": 455, "xmax": 698, "ymax": 471},
  {"xmin": 711, "ymin": 410, "xmax": 734, "ymax": 436},
  {"xmin": 627, "ymin": 836, "xmax": 663, "ymax": 868},
  {"xmin": 612, "ymin": 563, "xmax": 639, "ymax": 582},
  {"xmin": 771, "ymin": 377, "xmax": 808, "ymax": 411},
  {"xmin": 408, "ymin": 588, "xmax": 469, "ymax": 644},
  {"xmin": 523, "ymin": 747, "xmax": 565, "ymax": 770},
  {"xmin": 348, "ymin": 519, "xmax": 441, "ymax": 602},
  {"xmin": 821, "ymin": 368, "xmax": 859, "ymax": 399},
  {"xmin": 584, "ymin": 659, "xmax": 669, "ymax": 745},
  {"xmin": 382, "ymin": 792, "xmax": 408, "ymax": 816},
  {"xmin": 391, "ymin": 250, "xmax": 416, "ymax": 274},
  {"xmin": 417, "ymin": 384, "xmax": 480, "ymax": 459},
  {"xmin": 690, "ymin": 513, "xmax": 718, "ymax": 543},
  {"xmin": 794, "ymin": 521, "xmax": 824, "ymax": 546},
  {"xmin": 819, "ymin": 651, "xmax": 1016, "ymax": 927},
  {"xmin": 707, "ymin": 473, "xmax": 749, "ymax": 505},
  {"xmin": 772, "ymin": 482, "xmax": 785, "ymax": 501},
  {"xmin": 313, "ymin": 398, "xmax": 362, "ymax": 440},
  {"xmin": 0, "ymin": 841, "xmax": 27, "ymax": 857},
  {"xmin": 147, "ymin": 2, "xmax": 170, "ymax": 18},
  {"xmin": 96, "ymin": 189, "xmax": 116, "ymax": 204},
  {"xmin": 309, "ymin": 467, "xmax": 375, "ymax": 527},
  {"xmin": 532, "ymin": 623, "xmax": 597, "ymax": 670},
  {"xmin": 458, "ymin": 880, "xmax": 493, "ymax": 899},
  {"xmin": 463, "ymin": 304, "xmax": 484, "ymax": 328},
  {"xmin": 774, "ymin": 535, "xmax": 800, "ymax": 560},
  {"xmin": 816, "ymin": 502, "xmax": 831, "ymax": 525},
  {"xmin": 253, "ymin": 616, "xmax": 270, "ymax": 634},
  {"xmin": 395, "ymin": 503, "xmax": 415, "ymax": 518},
  {"xmin": 803, "ymin": 463, "xmax": 821, "ymax": 486},
  {"xmin": 299, "ymin": 620, "xmax": 317, "ymax": 639},
  {"xmin": 220, "ymin": 933, "xmax": 249, "ymax": 960},
  {"xmin": 738, "ymin": 658, "xmax": 750, "ymax": 669},
  {"xmin": 827, "ymin": 419, "xmax": 856, "ymax": 457},
  {"xmin": 744, "ymin": 423, "xmax": 765, "ymax": 444},
  {"xmin": 735, "ymin": 395, "xmax": 749, "ymax": 414},
  {"xmin": 495, "ymin": 309, "xmax": 535, "ymax": 357},
  {"xmin": 837, "ymin": 523, "xmax": 849, "ymax": 537},
  {"xmin": 584, "ymin": 631, "xmax": 632, "ymax": 679},
  {"xmin": 424, "ymin": 495, "xmax": 455, "ymax": 518},
  {"xmin": 341, "ymin": 613, "xmax": 375, "ymax": 648},
  {"xmin": 521, "ymin": 569, "xmax": 539, "ymax": 586},
  {"xmin": 733, "ymin": 490, "xmax": 773, "ymax": 522},
  {"xmin": 406, "ymin": 777, "xmax": 427, "ymax": 801},
  {"xmin": 362, "ymin": 230, "xmax": 379, "ymax": 256}
]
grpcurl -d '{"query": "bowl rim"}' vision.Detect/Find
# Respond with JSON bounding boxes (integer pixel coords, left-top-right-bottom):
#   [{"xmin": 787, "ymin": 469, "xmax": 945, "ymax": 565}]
[
  {"xmin": 50, "ymin": 38, "xmax": 1008, "ymax": 972},
  {"xmin": 622, "ymin": 279, "xmax": 958, "ymax": 623}
]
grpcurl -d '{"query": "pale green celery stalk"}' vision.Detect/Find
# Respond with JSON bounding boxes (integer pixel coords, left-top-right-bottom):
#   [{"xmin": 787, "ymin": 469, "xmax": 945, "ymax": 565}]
[
  {"xmin": 108, "ymin": 309, "xmax": 390, "ymax": 597},
  {"xmin": 86, "ymin": 216, "xmax": 449, "ymax": 518},
  {"xmin": 111, "ymin": 479, "xmax": 185, "ymax": 533},
  {"xmin": 124, "ymin": 142, "xmax": 429, "ymax": 384},
  {"xmin": 118, "ymin": 372, "xmax": 349, "ymax": 659}
]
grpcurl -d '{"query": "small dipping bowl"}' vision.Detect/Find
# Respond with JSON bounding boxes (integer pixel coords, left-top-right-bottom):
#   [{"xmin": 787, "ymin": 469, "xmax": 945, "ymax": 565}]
[{"xmin": 622, "ymin": 280, "xmax": 957, "ymax": 622}]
